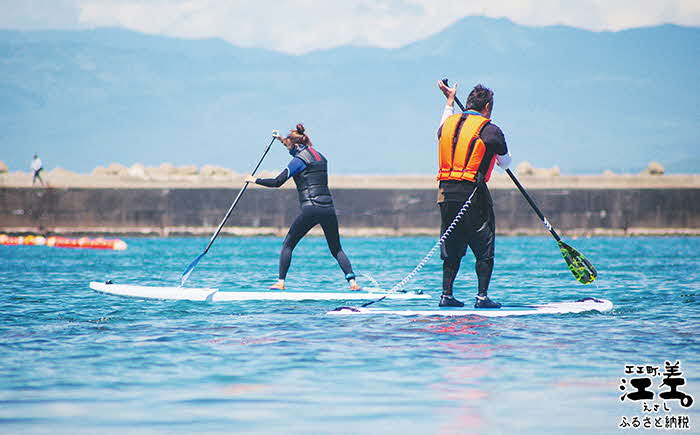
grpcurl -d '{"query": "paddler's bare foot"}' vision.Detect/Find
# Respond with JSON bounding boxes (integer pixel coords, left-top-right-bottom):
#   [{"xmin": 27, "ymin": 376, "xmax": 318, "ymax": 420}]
[
  {"xmin": 269, "ymin": 280, "xmax": 285, "ymax": 290},
  {"xmin": 348, "ymin": 279, "xmax": 361, "ymax": 291}
]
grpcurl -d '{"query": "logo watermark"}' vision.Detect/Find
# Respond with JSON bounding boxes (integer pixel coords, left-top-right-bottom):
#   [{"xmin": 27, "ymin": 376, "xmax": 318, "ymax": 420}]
[{"xmin": 619, "ymin": 361, "xmax": 694, "ymax": 430}]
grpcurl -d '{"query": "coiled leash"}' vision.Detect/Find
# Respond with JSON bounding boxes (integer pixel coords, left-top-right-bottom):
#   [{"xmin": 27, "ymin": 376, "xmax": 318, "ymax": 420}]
[{"xmin": 357, "ymin": 184, "xmax": 480, "ymax": 308}]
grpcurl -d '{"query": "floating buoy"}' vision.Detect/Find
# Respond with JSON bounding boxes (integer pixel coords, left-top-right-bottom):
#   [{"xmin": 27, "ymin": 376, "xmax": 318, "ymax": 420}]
[
  {"xmin": 45, "ymin": 236, "xmax": 127, "ymax": 250},
  {"xmin": 0, "ymin": 234, "xmax": 24, "ymax": 245},
  {"xmin": 0, "ymin": 235, "xmax": 130, "ymax": 250},
  {"xmin": 22, "ymin": 235, "xmax": 46, "ymax": 246},
  {"xmin": 46, "ymin": 236, "xmax": 78, "ymax": 248}
]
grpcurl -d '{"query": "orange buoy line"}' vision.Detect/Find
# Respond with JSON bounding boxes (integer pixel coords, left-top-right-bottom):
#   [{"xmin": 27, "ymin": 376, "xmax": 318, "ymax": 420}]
[{"xmin": 0, "ymin": 234, "xmax": 127, "ymax": 250}]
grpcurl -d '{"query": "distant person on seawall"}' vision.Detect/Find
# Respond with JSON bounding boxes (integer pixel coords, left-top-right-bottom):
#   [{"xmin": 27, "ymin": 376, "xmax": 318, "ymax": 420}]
[
  {"xmin": 31, "ymin": 154, "xmax": 45, "ymax": 186},
  {"xmin": 244, "ymin": 124, "xmax": 360, "ymax": 291},
  {"xmin": 435, "ymin": 81, "xmax": 512, "ymax": 308}
]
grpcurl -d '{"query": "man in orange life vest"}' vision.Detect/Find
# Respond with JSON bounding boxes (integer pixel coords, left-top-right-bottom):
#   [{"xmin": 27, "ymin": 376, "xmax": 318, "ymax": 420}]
[{"xmin": 436, "ymin": 81, "xmax": 512, "ymax": 308}]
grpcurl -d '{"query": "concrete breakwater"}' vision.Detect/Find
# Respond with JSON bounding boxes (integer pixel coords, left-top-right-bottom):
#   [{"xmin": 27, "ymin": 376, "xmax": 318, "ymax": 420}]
[{"xmin": 2, "ymin": 181, "xmax": 699, "ymax": 237}]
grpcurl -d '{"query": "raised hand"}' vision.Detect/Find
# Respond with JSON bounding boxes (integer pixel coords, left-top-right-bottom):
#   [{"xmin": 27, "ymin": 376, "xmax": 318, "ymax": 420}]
[{"xmin": 437, "ymin": 80, "xmax": 457, "ymax": 105}]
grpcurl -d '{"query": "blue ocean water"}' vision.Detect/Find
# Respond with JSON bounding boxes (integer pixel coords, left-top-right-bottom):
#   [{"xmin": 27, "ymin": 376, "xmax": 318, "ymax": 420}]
[{"xmin": 1, "ymin": 236, "xmax": 698, "ymax": 434}]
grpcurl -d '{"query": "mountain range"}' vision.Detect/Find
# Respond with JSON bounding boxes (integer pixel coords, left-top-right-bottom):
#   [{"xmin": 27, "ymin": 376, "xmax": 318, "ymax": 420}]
[{"xmin": 1, "ymin": 16, "xmax": 698, "ymax": 175}]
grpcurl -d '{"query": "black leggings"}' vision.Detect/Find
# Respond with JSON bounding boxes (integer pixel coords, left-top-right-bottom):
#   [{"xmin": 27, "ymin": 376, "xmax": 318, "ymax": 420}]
[
  {"xmin": 439, "ymin": 186, "xmax": 495, "ymax": 296},
  {"xmin": 32, "ymin": 169, "xmax": 44, "ymax": 185},
  {"xmin": 279, "ymin": 205, "xmax": 354, "ymax": 280}
]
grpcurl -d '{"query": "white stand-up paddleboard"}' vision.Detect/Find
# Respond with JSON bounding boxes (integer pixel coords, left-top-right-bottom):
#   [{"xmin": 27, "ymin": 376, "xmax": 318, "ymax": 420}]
[
  {"xmin": 328, "ymin": 297, "xmax": 613, "ymax": 317},
  {"xmin": 89, "ymin": 281, "xmax": 430, "ymax": 302}
]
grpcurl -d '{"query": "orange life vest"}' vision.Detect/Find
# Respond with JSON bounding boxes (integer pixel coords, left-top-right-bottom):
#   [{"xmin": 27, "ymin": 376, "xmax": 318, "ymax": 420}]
[{"xmin": 437, "ymin": 112, "xmax": 497, "ymax": 182}]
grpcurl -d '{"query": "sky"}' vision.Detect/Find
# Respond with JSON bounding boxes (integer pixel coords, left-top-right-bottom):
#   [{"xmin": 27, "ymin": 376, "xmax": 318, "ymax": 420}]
[{"xmin": 1, "ymin": 0, "xmax": 699, "ymax": 54}]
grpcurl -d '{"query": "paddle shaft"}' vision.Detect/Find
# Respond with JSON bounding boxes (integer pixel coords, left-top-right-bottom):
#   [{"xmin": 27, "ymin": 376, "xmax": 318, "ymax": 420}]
[
  {"xmin": 445, "ymin": 80, "xmax": 562, "ymax": 242},
  {"xmin": 200, "ymin": 137, "xmax": 276, "ymax": 255},
  {"xmin": 504, "ymin": 168, "xmax": 561, "ymax": 241}
]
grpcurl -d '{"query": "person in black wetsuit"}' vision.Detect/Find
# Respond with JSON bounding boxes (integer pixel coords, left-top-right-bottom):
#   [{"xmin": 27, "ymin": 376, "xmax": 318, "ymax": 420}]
[
  {"xmin": 244, "ymin": 124, "xmax": 360, "ymax": 291},
  {"xmin": 435, "ymin": 81, "xmax": 512, "ymax": 308}
]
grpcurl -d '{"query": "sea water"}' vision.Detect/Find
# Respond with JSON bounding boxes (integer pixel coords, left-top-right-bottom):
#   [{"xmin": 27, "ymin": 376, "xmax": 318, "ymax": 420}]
[{"xmin": 1, "ymin": 237, "xmax": 698, "ymax": 434}]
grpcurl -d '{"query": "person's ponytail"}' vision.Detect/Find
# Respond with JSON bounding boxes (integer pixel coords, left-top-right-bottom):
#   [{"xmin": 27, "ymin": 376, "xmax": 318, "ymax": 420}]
[{"xmin": 288, "ymin": 123, "xmax": 313, "ymax": 147}]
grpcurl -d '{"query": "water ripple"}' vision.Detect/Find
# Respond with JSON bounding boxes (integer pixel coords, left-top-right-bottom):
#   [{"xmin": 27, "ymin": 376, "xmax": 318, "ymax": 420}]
[{"xmin": 1, "ymin": 237, "xmax": 699, "ymax": 434}]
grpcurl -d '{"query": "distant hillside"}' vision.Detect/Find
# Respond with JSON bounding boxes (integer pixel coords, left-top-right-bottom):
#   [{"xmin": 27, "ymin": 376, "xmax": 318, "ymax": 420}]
[{"xmin": 0, "ymin": 17, "xmax": 698, "ymax": 174}]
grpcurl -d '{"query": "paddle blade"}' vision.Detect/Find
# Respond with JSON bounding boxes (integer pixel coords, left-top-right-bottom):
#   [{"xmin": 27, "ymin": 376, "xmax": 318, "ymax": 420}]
[
  {"xmin": 558, "ymin": 241, "xmax": 598, "ymax": 284},
  {"xmin": 180, "ymin": 252, "xmax": 205, "ymax": 287}
]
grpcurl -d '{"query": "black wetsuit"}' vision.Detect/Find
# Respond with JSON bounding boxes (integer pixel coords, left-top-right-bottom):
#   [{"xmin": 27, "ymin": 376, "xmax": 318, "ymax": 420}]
[
  {"xmin": 437, "ymin": 111, "xmax": 508, "ymax": 298},
  {"xmin": 255, "ymin": 145, "xmax": 355, "ymax": 281}
]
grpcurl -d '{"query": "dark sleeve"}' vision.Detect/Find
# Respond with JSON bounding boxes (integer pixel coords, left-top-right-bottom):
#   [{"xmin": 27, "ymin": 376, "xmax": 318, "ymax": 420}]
[
  {"xmin": 254, "ymin": 157, "xmax": 307, "ymax": 188},
  {"xmin": 255, "ymin": 168, "xmax": 289, "ymax": 188},
  {"xmin": 481, "ymin": 123, "xmax": 508, "ymax": 155}
]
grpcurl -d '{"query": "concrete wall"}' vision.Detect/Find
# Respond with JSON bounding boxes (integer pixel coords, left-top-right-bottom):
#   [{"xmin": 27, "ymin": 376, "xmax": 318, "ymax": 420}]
[{"xmin": 1, "ymin": 187, "xmax": 699, "ymax": 236}]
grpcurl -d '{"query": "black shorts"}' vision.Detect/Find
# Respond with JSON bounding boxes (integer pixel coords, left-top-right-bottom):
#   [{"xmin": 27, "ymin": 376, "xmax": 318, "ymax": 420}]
[{"xmin": 439, "ymin": 183, "xmax": 495, "ymax": 263}]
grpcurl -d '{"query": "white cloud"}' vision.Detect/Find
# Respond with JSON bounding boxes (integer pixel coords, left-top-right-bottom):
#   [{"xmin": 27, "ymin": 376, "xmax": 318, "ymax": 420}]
[
  {"xmin": 0, "ymin": 0, "xmax": 83, "ymax": 29},
  {"xmin": 2, "ymin": 0, "xmax": 699, "ymax": 53},
  {"xmin": 76, "ymin": 0, "xmax": 432, "ymax": 52}
]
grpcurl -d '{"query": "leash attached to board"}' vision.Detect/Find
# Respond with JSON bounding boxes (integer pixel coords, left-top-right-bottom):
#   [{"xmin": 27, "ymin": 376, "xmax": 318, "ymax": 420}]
[{"xmin": 354, "ymin": 184, "xmax": 480, "ymax": 309}]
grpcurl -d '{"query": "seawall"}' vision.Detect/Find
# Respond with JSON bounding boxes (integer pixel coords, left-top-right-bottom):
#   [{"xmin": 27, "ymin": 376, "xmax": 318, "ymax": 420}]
[{"xmin": 2, "ymin": 173, "xmax": 699, "ymax": 237}]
